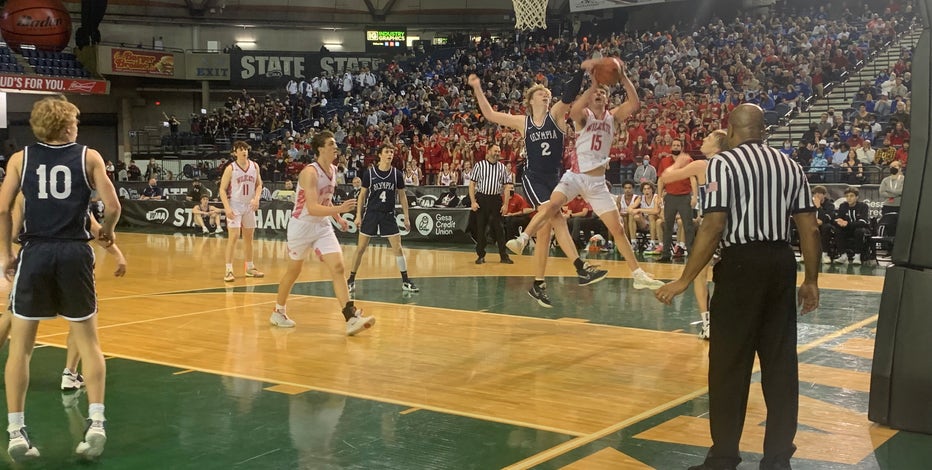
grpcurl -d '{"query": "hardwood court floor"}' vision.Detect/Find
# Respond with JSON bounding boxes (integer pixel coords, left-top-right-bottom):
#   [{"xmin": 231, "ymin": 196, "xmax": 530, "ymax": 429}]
[{"xmin": 1, "ymin": 232, "xmax": 929, "ymax": 469}]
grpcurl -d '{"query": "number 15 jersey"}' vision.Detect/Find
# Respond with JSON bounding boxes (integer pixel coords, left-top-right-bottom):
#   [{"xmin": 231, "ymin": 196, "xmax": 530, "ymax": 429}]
[
  {"xmin": 20, "ymin": 142, "xmax": 92, "ymax": 242},
  {"xmin": 573, "ymin": 109, "xmax": 614, "ymax": 173}
]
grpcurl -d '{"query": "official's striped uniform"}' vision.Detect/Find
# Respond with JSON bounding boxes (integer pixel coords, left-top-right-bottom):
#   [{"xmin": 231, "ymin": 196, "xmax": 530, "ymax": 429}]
[
  {"xmin": 703, "ymin": 141, "xmax": 815, "ymax": 246},
  {"xmin": 470, "ymin": 160, "xmax": 511, "ymax": 196},
  {"xmin": 698, "ymin": 140, "xmax": 816, "ymax": 470}
]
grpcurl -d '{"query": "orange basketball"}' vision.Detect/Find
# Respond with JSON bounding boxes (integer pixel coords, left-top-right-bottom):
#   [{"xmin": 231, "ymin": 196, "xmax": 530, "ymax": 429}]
[
  {"xmin": 0, "ymin": 0, "xmax": 72, "ymax": 52},
  {"xmin": 591, "ymin": 57, "xmax": 623, "ymax": 86}
]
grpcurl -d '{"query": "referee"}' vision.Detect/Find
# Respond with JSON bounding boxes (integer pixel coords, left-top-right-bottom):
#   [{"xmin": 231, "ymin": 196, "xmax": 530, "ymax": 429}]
[
  {"xmin": 656, "ymin": 104, "xmax": 820, "ymax": 470},
  {"xmin": 468, "ymin": 144, "xmax": 514, "ymax": 264}
]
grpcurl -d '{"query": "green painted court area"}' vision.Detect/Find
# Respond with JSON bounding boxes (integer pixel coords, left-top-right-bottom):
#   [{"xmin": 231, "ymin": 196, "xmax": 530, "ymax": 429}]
[{"xmin": 8, "ymin": 274, "xmax": 932, "ymax": 469}]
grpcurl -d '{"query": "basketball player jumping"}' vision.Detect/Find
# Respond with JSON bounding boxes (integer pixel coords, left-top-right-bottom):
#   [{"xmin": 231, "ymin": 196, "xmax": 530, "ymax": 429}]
[
  {"xmin": 506, "ymin": 59, "xmax": 665, "ymax": 290},
  {"xmin": 468, "ymin": 73, "xmax": 601, "ymax": 307},
  {"xmin": 346, "ymin": 143, "xmax": 419, "ymax": 294},
  {"xmin": 270, "ymin": 131, "xmax": 376, "ymax": 335},
  {"xmin": 219, "ymin": 141, "xmax": 265, "ymax": 282}
]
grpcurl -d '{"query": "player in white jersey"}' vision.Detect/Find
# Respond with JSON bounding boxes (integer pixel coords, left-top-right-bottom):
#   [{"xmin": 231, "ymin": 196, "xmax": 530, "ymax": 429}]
[
  {"xmin": 656, "ymin": 129, "xmax": 727, "ymax": 339},
  {"xmin": 269, "ymin": 131, "xmax": 375, "ymax": 336},
  {"xmin": 616, "ymin": 180, "xmax": 641, "ymax": 244},
  {"xmin": 508, "ymin": 59, "xmax": 664, "ymax": 290},
  {"xmin": 219, "ymin": 141, "xmax": 265, "ymax": 282}
]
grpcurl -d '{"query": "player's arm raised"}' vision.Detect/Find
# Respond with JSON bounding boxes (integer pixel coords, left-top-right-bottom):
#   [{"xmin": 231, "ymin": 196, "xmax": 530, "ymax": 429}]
[
  {"xmin": 611, "ymin": 63, "xmax": 640, "ymax": 123},
  {"xmin": 467, "ymin": 74, "xmax": 525, "ymax": 132}
]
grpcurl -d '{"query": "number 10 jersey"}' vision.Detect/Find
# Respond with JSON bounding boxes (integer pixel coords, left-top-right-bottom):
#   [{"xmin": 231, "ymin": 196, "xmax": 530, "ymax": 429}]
[{"xmin": 20, "ymin": 142, "xmax": 92, "ymax": 242}]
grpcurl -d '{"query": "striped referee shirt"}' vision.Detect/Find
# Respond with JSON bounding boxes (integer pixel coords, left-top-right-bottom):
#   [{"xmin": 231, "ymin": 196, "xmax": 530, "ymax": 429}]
[
  {"xmin": 703, "ymin": 141, "xmax": 815, "ymax": 247},
  {"xmin": 470, "ymin": 160, "xmax": 512, "ymax": 196}
]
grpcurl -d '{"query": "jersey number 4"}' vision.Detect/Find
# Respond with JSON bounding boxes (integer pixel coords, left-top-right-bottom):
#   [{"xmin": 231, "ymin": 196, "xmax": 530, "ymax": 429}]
[{"xmin": 36, "ymin": 164, "xmax": 73, "ymax": 200}]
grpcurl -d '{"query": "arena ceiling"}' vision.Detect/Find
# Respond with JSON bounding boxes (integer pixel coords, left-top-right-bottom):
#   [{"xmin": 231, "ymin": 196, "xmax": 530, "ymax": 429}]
[{"xmin": 58, "ymin": 0, "xmax": 569, "ymax": 30}]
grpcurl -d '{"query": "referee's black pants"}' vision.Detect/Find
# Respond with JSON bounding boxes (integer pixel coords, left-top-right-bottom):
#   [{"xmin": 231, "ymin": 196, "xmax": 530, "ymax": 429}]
[
  {"xmin": 705, "ymin": 241, "xmax": 798, "ymax": 470},
  {"xmin": 474, "ymin": 193, "xmax": 507, "ymax": 260}
]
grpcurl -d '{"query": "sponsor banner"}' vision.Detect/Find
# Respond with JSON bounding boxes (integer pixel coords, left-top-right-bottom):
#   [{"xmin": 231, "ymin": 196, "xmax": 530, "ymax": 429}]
[
  {"xmin": 115, "ymin": 181, "xmax": 464, "ymax": 203},
  {"xmin": 119, "ymin": 200, "xmax": 473, "ymax": 242},
  {"xmin": 185, "ymin": 52, "xmax": 231, "ymax": 81},
  {"xmin": 111, "ymin": 48, "xmax": 177, "ymax": 77},
  {"xmin": 231, "ymin": 51, "xmax": 388, "ymax": 87},
  {"xmin": 0, "ymin": 74, "xmax": 109, "ymax": 95}
]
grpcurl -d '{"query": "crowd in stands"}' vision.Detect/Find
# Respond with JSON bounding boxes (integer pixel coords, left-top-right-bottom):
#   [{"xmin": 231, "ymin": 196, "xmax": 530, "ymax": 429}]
[
  {"xmin": 781, "ymin": 43, "xmax": 913, "ymax": 186},
  {"xmin": 144, "ymin": 1, "xmax": 915, "ymax": 193}
]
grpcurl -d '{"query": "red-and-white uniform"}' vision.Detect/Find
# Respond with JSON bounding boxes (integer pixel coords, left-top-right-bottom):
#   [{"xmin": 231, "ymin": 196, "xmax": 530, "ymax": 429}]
[
  {"xmin": 226, "ymin": 160, "xmax": 260, "ymax": 228},
  {"xmin": 286, "ymin": 162, "xmax": 341, "ymax": 260}
]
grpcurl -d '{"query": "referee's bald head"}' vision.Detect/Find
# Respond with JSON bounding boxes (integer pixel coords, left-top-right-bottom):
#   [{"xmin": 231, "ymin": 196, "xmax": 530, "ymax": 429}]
[{"xmin": 727, "ymin": 103, "xmax": 765, "ymax": 147}]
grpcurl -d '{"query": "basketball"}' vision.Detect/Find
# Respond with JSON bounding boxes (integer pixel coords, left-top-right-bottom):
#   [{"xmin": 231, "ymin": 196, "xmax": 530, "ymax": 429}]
[
  {"xmin": 591, "ymin": 57, "xmax": 623, "ymax": 86},
  {"xmin": 0, "ymin": 0, "xmax": 72, "ymax": 52}
]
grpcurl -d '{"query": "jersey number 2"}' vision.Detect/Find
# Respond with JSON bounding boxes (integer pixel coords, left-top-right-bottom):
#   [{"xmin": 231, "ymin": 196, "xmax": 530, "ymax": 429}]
[
  {"xmin": 540, "ymin": 142, "xmax": 551, "ymax": 156},
  {"xmin": 36, "ymin": 164, "xmax": 72, "ymax": 200}
]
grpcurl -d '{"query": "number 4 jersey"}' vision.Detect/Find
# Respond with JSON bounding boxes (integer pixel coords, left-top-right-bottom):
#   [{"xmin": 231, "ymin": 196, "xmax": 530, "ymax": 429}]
[{"xmin": 20, "ymin": 142, "xmax": 93, "ymax": 242}]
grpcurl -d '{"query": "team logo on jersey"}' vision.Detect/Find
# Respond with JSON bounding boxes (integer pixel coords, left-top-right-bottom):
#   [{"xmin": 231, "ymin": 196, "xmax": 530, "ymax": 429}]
[
  {"xmin": 146, "ymin": 208, "xmax": 170, "ymax": 223},
  {"xmin": 415, "ymin": 213, "xmax": 434, "ymax": 236}
]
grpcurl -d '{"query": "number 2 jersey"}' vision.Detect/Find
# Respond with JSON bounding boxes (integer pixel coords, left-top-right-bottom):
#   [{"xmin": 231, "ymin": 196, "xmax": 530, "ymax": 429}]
[
  {"xmin": 524, "ymin": 114, "xmax": 564, "ymax": 177},
  {"xmin": 20, "ymin": 142, "xmax": 92, "ymax": 242}
]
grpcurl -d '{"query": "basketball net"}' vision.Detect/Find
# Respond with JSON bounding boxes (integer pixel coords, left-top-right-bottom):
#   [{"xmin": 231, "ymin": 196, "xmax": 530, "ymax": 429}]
[{"xmin": 513, "ymin": 0, "xmax": 547, "ymax": 30}]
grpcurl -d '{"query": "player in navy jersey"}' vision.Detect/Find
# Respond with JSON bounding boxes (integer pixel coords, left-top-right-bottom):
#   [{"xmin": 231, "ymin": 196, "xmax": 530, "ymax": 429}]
[
  {"xmin": 0, "ymin": 96, "xmax": 121, "ymax": 461},
  {"xmin": 468, "ymin": 74, "xmax": 592, "ymax": 307},
  {"xmin": 347, "ymin": 144, "xmax": 418, "ymax": 293}
]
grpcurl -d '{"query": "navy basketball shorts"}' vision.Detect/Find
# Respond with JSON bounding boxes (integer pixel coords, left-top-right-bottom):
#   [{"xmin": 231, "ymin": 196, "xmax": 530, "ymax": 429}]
[
  {"xmin": 360, "ymin": 211, "xmax": 400, "ymax": 237},
  {"xmin": 11, "ymin": 241, "xmax": 97, "ymax": 321},
  {"xmin": 521, "ymin": 172, "xmax": 560, "ymax": 208}
]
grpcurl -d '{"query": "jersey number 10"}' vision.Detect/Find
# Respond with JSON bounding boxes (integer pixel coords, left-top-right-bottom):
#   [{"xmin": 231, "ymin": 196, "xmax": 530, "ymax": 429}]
[{"xmin": 36, "ymin": 164, "xmax": 73, "ymax": 200}]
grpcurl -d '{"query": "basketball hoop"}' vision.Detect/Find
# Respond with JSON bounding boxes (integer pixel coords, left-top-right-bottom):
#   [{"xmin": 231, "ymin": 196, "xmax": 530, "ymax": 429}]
[{"xmin": 513, "ymin": 0, "xmax": 547, "ymax": 30}]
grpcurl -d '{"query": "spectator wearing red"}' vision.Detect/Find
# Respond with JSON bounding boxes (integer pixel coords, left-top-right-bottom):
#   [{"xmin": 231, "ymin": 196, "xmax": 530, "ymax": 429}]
[
  {"xmin": 894, "ymin": 140, "xmax": 910, "ymax": 166},
  {"xmin": 503, "ymin": 189, "xmax": 533, "ymax": 239},
  {"xmin": 887, "ymin": 121, "xmax": 910, "ymax": 146},
  {"xmin": 425, "ymin": 138, "xmax": 444, "ymax": 184}
]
